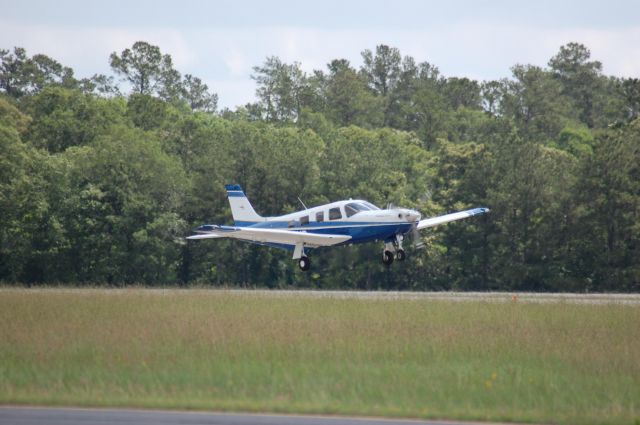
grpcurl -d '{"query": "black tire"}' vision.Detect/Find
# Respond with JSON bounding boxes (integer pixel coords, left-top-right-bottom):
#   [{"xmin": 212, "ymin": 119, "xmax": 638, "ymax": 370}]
[
  {"xmin": 298, "ymin": 256, "xmax": 311, "ymax": 271},
  {"xmin": 396, "ymin": 249, "xmax": 406, "ymax": 261},
  {"xmin": 382, "ymin": 250, "xmax": 394, "ymax": 266}
]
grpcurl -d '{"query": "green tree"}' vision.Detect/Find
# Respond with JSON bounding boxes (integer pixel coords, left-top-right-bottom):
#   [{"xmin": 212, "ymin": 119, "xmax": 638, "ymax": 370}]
[
  {"xmin": 555, "ymin": 125, "xmax": 595, "ymax": 157},
  {"xmin": 80, "ymin": 74, "xmax": 121, "ymax": 97},
  {"xmin": 60, "ymin": 125, "xmax": 188, "ymax": 283},
  {"xmin": 386, "ymin": 59, "xmax": 447, "ymax": 143},
  {"xmin": 481, "ymin": 80, "xmax": 503, "ymax": 115},
  {"xmin": 25, "ymin": 87, "xmax": 126, "ymax": 152},
  {"xmin": 442, "ymin": 77, "xmax": 481, "ymax": 110},
  {"xmin": 110, "ymin": 41, "xmax": 181, "ymax": 98},
  {"xmin": 251, "ymin": 56, "xmax": 309, "ymax": 122},
  {"xmin": 361, "ymin": 45, "xmax": 402, "ymax": 97},
  {"xmin": 620, "ymin": 78, "xmax": 640, "ymax": 121},
  {"xmin": 501, "ymin": 64, "xmax": 575, "ymax": 141},
  {"xmin": 428, "ymin": 139, "xmax": 493, "ymax": 289},
  {"xmin": 126, "ymin": 93, "xmax": 170, "ymax": 130},
  {"xmin": 30, "ymin": 54, "xmax": 77, "ymax": 92},
  {"xmin": 0, "ymin": 47, "xmax": 30, "ymax": 97},
  {"xmin": 408, "ymin": 65, "xmax": 449, "ymax": 146},
  {"xmin": 0, "ymin": 48, "xmax": 77, "ymax": 97},
  {"xmin": 569, "ymin": 120, "xmax": 640, "ymax": 290},
  {"xmin": 182, "ymin": 74, "xmax": 218, "ymax": 112},
  {"xmin": 0, "ymin": 99, "xmax": 49, "ymax": 280},
  {"xmin": 324, "ymin": 59, "xmax": 383, "ymax": 128},
  {"xmin": 548, "ymin": 43, "xmax": 604, "ymax": 128},
  {"xmin": 486, "ymin": 133, "xmax": 578, "ymax": 290}
]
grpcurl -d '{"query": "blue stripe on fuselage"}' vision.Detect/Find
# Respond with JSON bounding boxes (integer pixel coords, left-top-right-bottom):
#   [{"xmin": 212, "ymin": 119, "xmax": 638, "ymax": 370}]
[
  {"xmin": 312, "ymin": 222, "xmax": 412, "ymax": 244},
  {"xmin": 239, "ymin": 220, "xmax": 413, "ymax": 245}
]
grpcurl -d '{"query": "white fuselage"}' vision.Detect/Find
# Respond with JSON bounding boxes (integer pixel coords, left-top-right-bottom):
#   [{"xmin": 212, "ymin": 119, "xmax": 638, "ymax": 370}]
[{"xmin": 246, "ymin": 200, "xmax": 421, "ymax": 245}]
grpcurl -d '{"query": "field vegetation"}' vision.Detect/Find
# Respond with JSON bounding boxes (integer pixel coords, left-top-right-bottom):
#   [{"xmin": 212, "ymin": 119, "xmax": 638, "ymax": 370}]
[{"xmin": 1, "ymin": 289, "xmax": 638, "ymax": 424}]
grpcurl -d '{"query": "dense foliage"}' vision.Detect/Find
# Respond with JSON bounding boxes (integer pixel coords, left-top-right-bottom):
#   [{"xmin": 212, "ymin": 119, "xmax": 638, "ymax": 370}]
[{"xmin": 1, "ymin": 42, "xmax": 638, "ymax": 290}]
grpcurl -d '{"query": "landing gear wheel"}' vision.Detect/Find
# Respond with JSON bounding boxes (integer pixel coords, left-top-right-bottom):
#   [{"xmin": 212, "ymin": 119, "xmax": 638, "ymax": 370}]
[
  {"xmin": 382, "ymin": 250, "xmax": 394, "ymax": 266},
  {"xmin": 298, "ymin": 256, "xmax": 311, "ymax": 271},
  {"xmin": 396, "ymin": 249, "xmax": 406, "ymax": 261}
]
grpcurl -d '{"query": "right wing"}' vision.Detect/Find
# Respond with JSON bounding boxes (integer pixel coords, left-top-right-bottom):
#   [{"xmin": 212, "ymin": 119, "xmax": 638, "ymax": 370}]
[
  {"xmin": 187, "ymin": 225, "xmax": 351, "ymax": 248},
  {"xmin": 417, "ymin": 207, "xmax": 489, "ymax": 230}
]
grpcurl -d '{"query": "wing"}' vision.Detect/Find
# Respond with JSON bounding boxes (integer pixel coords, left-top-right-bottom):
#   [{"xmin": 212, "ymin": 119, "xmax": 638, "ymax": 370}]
[
  {"xmin": 187, "ymin": 226, "xmax": 351, "ymax": 248},
  {"xmin": 417, "ymin": 207, "xmax": 489, "ymax": 230}
]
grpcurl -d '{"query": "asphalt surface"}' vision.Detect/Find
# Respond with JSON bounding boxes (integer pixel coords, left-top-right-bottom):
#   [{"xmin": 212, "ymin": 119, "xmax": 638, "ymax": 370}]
[
  {"xmin": 0, "ymin": 407, "xmax": 490, "ymax": 425},
  {"xmin": 7, "ymin": 288, "xmax": 640, "ymax": 305},
  {"xmin": 226, "ymin": 290, "xmax": 640, "ymax": 305}
]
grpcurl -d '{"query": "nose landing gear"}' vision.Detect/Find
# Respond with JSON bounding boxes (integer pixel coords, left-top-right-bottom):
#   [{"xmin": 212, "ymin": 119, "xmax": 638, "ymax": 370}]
[
  {"xmin": 381, "ymin": 234, "xmax": 406, "ymax": 266},
  {"xmin": 382, "ymin": 250, "xmax": 394, "ymax": 265}
]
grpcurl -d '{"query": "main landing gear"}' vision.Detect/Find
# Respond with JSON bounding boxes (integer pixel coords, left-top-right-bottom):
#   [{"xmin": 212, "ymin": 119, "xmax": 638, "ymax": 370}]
[
  {"xmin": 294, "ymin": 243, "xmax": 311, "ymax": 271},
  {"xmin": 298, "ymin": 256, "xmax": 311, "ymax": 271},
  {"xmin": 382, "ymin": 234, "xmax": 406, "ymax": 266}
]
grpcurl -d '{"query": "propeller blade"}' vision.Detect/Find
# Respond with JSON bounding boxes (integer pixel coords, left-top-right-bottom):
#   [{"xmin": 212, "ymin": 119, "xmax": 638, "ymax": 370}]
[{"xmin": 411, "ymin": 223, "xmax": 425, "ymax": 250}]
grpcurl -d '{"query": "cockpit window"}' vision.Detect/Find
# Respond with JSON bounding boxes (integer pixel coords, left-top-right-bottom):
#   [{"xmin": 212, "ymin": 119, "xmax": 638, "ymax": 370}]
[{"xmin": 345, "ymin": 202, "xmax": 370, "ymax": 217}]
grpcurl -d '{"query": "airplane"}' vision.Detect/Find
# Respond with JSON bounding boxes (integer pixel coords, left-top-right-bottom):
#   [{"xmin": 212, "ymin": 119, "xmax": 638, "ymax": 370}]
[{"xmin": 187, "ymin": 184, "xmax": 490, "ymax": 271}]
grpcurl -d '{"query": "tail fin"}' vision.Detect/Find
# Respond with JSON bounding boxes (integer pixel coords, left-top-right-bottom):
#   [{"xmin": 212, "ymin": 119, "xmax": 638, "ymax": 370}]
[{"xmin": 225, "ymin": 184, "xmax": 265, "ymax": 225}]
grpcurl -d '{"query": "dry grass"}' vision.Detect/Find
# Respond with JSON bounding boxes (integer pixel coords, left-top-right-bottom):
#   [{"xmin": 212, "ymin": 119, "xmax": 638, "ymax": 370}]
[{"xmin": 1, "ymin": 289, "xmax": 639, "ymax": 424}]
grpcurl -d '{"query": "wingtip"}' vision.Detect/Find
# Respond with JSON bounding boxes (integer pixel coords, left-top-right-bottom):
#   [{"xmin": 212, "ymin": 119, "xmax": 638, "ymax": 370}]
[{"xmin": 471, "ymin": 207, "xmax": 491, "ymax": 215}]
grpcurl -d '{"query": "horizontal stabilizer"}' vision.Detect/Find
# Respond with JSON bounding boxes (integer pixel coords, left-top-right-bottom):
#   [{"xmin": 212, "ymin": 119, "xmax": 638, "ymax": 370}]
[{"xmin": 186, "ymin": 234, "xmax": 225, "ymax": 240}]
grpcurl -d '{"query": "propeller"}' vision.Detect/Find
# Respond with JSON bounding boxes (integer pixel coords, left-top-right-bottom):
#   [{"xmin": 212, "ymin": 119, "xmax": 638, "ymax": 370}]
[
  {"xmin": 388, "ymin": 202, "xmax": 425, "ymax": 250},
  {"xmin": 410, "ymin": 221, "xmax": 425, "ymax": 250}
]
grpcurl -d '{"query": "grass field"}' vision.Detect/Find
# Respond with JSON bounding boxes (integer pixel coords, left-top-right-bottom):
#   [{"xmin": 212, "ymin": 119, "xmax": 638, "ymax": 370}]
[{"xmin": 1, "ymin": 289, "xmax": 639, "ymax": 424}]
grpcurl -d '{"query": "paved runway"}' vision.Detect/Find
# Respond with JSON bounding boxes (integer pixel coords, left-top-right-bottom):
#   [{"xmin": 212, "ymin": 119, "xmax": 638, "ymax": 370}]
[
  {"xmin": 8, "ymin": 288, "xmax": 640, "ymax": 305},
  {"xmin": 229, "ymin": 290, "xmax": 640, "ymax": 305},
  {"xmin": 0, "ymin": 407, "xmax": 491, "ymax": 425}
]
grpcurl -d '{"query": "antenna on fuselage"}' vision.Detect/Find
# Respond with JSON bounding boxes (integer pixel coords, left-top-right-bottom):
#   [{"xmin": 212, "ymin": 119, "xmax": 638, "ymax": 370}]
[{"xmin": 297, "ymin": 196, "xmax": 308, "ymax": 210}]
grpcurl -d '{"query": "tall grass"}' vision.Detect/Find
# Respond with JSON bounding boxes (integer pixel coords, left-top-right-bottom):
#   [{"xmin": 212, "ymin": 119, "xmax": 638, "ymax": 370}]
[{"xmin": 1, "ymin": 289, "xmax": 638, "ymax": 424}]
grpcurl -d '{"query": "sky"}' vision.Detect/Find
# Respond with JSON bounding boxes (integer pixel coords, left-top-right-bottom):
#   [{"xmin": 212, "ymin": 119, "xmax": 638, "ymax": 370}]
[{"xmin": 2, "ymin": 0, "xmax": 640, "ymax": 108}]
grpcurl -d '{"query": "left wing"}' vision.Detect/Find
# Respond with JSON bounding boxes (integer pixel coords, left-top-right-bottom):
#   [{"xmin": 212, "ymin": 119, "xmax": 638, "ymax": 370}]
[
  {"xmin": 187, "ymin": 225, "xmax": 351, "ymax": 248},
  {"xmin": 417, "ymin": 207, "xmax": 489, "ymax": 230}
]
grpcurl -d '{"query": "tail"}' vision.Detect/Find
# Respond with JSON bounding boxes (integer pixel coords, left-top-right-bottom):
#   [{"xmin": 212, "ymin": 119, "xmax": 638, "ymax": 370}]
[{"xmin": 225, "ymin": 184, "xmax": 265, "ymax": 226}]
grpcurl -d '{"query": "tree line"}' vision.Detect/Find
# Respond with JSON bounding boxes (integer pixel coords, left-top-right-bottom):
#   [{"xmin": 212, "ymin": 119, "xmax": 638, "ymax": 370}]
[{"xmin": 1, "ymin": 41, "xmax": 638, "ymax": 290}]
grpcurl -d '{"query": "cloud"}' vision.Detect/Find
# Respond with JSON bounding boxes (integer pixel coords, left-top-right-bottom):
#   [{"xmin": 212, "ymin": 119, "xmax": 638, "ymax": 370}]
[
  {"xmin": 206, "ymin": 79, "xmax": 256, "ymax": 109},
  {"xmin": 223, "ymin": 49, "xmax": 251, "ymax": 77}
]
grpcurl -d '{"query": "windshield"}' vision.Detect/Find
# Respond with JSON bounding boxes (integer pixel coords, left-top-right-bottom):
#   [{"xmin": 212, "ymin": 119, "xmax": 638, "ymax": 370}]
[
  {"xmin": 361, "ymin": 201, "xmax": 380, "ymax": 210},
  {"xmin": 345, "ymin": 202, "xmax": 371, "ymax": 217}
]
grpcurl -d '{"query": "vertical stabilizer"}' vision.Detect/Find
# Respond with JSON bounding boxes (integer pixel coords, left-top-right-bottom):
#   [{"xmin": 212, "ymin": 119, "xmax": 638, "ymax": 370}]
[{"xmin": 225, "ymin": 184, "xmax": 265, "ymax": 226}]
